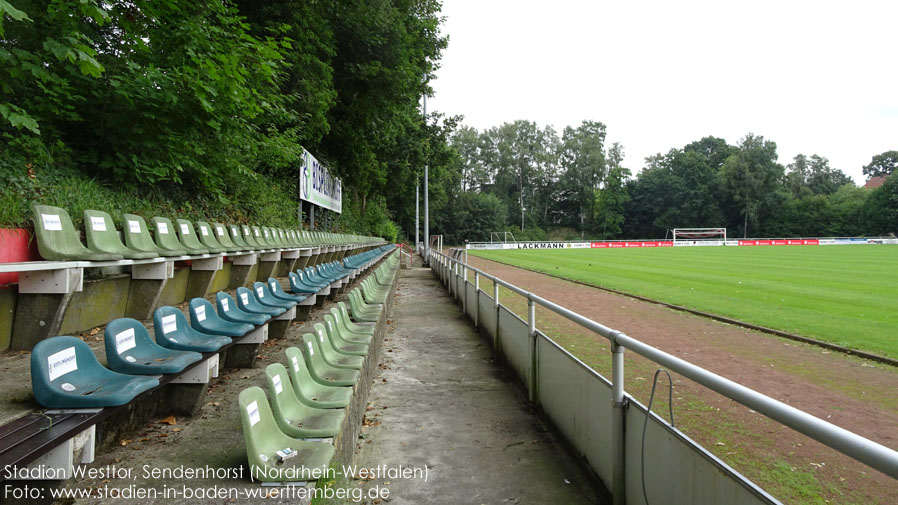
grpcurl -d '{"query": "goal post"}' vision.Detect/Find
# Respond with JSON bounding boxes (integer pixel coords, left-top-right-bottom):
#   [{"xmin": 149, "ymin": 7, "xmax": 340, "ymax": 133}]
[{"xmin": 672, "ymin": 228, "xmax": 727, "ymax": 245}]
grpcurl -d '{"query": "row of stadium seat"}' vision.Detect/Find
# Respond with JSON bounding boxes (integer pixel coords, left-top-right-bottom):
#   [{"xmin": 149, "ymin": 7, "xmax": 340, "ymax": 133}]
[
  {"xmin": 29, "ymin": 246, "xmax": 396, "ymax": 409},
  {"xmin": 30, "ymin": 203, "xmax": 378, "ymax": 262},
  {"xmin": 238, "ymin": 251, "xmax": 399, "ymax": 481}
]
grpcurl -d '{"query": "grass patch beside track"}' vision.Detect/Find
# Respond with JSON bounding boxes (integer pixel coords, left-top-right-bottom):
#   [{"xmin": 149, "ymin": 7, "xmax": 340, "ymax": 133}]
[{"xmin": 472, "ymin": 246, "xmax": 898, "ymax": 359}]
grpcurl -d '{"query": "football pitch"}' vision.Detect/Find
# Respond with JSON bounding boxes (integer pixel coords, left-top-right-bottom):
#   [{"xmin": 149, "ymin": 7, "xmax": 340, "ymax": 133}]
[{"xmin": 471, "ymin": 245, "xmax": 898, "ymax": 359}]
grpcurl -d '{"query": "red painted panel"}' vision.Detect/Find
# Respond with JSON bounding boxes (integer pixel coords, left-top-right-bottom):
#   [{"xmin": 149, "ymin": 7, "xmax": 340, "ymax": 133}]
[{"xmin": 0, "ymin": 229, "xmax": 38, "ymax": 285}]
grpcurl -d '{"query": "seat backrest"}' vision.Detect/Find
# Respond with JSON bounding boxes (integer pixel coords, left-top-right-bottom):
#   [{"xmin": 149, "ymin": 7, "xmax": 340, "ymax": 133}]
[
  {"xmin": 228, "ymin": 224, "xmax": 250, "ymax": 248},
  {"xmin": 31, "ymin": 203, "xmax": 119, "ymax": 261},
  {"xmin": 251, "ymin": 281, "xmax": 279, "ymax": 304},
  {"xmin": 194, "ymin": 220, "xmax": 227, "ymax": 252},
  {"xmin": 242, "ymin": 225, "xmax": 261, "ymax": 248},
  {"xmin": 283, "ymin": 346, "xmax": 317, "ymax": 397},
  {"xmin": 151, "ymin": 217, "xmax": 189, "ymax": 254},
  {"xmin": 238, "ymin": 386, "xmax": 280, "ymax": 455},
  {"xmin": 104, "ymin": 317, "xmax": 169, "ymax": 371},
  {"xmin": 123, "ymin": 213, "xmax": 165, "ymax": 254},
  {"xmin": 188, "ymin": 297, "xmax": 220, "ymax": 326},
  {"xmin": 174, "ymin": 219, "xmax": 210, "ymax": 253},
  {"xmin": 31, "ymin": 335, "xmax": 107, "ymax": 399},
  {"xmin": 84, "ymin": 209, "xmax": 157, "ymax": 259},
  {"xmin": 250, "ymin": 226, "xmax": 266, "ymax": 247},
  {"xmin": 265, "ymin": 363, "xmax": 303, "ymax": 422},
  {"xmin": 212, "ymin": 222, "xmax": 240, "ymax": 250}
]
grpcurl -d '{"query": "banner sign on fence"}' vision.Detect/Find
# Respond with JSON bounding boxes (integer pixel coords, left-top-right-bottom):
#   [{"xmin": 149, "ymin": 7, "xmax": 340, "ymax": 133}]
[
  {"xmin": 590, "ymin": 241, "xmax": 673, "ymax": 248},
  {"xmin": 299, "ymin": 148, "xmax": 342, "ymax": 213}
]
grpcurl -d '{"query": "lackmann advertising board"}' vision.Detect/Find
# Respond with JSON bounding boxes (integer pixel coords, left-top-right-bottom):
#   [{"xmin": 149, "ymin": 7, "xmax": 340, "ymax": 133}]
[{"xmin": 300, "ymin": 149, "xmax": 342, "ymax": 213}]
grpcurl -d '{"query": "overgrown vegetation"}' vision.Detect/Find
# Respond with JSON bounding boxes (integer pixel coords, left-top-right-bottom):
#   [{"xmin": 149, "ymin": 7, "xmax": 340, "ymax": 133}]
[{"xmin": 1, "ymin": 0, "xmax": 451, "ymax": 240}]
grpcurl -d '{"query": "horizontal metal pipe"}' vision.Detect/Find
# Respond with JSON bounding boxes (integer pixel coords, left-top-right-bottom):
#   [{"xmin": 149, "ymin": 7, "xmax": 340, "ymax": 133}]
[{"xmin": 434, "ymin": 250, "xmax": 898, "ymax": 479}]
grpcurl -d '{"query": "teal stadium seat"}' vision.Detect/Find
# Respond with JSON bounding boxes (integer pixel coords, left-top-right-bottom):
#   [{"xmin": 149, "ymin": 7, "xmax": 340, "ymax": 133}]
[
  {"xmin": 31, "ymin": 203, "xmax": 122, "ymax": 261},
  {"xmin": 153, "ymin": 307, "xmax": 232, "ymax": 352},
  {"xmin": 122, "ymin": 214, "xmax": 184, "ymax": 257},
  {"xmin": 31, "ymin": 336, "xmax": 158, "ymax": 408},
  {"xmin": 265, "ymin": 363, "xmax": 345, "ymax": 438},
  {"xmin": 236, "ymin": 286, "xmax": 285, "ymax": 317},
  {"xmin": 189, "ymin": 298, "xmax": 255, "ymax": 337},
  {"xmin": 267, "ymin": 277, "xmax": 306, "ymax": 303},
  {"xmin": 104, "ymin": 318, "xmax": 201, "ymax": 375},
  {"xmin": 83, "ymin": 210, "xmax": 159, "ymax": 260},
  {"xmin": 216, "ymin": 292, "xmax": 270, "ymax": 326},
  {"xmin": 238, "ymin": 387, "xmax": 335, "ymax": 482},
  {"xmin": 251, "ymin": 282, "xmax": 295, "ymax": 311}
]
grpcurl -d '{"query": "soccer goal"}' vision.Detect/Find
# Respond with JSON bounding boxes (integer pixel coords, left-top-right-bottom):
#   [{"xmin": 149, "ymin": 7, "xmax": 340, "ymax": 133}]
[{"xmin": 671, "ymin": 228, "xmax": 727, "ymax": 245}]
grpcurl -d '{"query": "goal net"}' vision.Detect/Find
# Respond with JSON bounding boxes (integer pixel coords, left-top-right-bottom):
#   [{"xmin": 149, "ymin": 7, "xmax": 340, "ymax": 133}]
[{"xmin": 671, "ymin": 228, "xmax": 727, "ymax": 244}]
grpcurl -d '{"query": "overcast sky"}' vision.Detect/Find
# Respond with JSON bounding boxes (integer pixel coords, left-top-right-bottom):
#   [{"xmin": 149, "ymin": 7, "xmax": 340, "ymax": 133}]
[{"xmin": 428, "ymin": 0, "xmax": 898, "ymax": 183}]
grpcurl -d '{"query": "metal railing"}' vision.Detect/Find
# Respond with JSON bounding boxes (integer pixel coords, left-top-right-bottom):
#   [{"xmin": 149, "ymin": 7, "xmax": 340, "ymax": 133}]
[{"xmin": 429, "ymin": 248, "xmax": 898, "ymax": 504}]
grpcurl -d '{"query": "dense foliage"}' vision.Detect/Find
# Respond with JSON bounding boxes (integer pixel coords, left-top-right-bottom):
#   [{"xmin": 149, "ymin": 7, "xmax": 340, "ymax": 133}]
[
  {"xmin": 437, "ymin": 121, "xmax": 897, "ymax": 243},
  {"xmin": 1, "ymin": 0, "xmax": 453, "ymax": 241}
]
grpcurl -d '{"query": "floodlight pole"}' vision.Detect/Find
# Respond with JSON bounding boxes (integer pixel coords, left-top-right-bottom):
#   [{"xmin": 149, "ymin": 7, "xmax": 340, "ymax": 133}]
[
  {"xmin": 423, "ymin": 93, "xmax": 430, "ymax": 266},
  {"xmin": 415, "ymin": 182, "xmax": 420, "ymax": 252}
]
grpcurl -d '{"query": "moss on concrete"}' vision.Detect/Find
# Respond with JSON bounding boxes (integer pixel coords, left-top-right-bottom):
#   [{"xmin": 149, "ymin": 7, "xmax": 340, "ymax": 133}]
[
  {"xmin": 210, "ymin": 262, "xmax": 232, "ymax": 292},
  {"xmin": 158, "ymin": 267, "xmax": 190, "ymax": 306},
  {"xmin": 0, "ymin": 288, "xmax": 16, "ymax": 350},
  {"xmin": 60, "ymin": 275, "xmax": 130, "ymax": 334}
]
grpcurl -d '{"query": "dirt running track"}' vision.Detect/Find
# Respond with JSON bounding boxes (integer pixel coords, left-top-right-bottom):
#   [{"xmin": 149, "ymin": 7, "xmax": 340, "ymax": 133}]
[{"xmin": 467, "ymin": 256, "xmax": 898, "ymax": 504}]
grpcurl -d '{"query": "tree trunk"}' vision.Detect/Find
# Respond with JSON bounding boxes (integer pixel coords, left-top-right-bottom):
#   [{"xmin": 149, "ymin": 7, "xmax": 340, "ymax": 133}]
[{"xmin": 743, "ymin": 211, "xmax": 748, "ymax": 238}]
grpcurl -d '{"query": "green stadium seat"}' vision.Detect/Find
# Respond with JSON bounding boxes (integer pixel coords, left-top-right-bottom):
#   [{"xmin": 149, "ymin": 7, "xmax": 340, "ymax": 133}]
[
  {"xmin": 264, "ymin": 363, "xmax": 345, "ymax": 438},
  {"xmin": 153, "ymin": 306, "xmax": 232, "ymax": 352},
  {"xmin": 83, "ymin": 209, "xmax": 159, "ymax": 260},
  {"xmin": 241, "ymin": 225, "xmax": 265, "ymax": 250},
  {"xmin": 31, "ymin": 335, "xmax": 158, "ymax": 408},
  {"xmin": 283, "ymin": 347, "xmax": 352, "ymax": 409},
  {"xmin": 104, "ymin": 318, "xmax": 201, "ymax": 375},
  {"xmin": 310, "ymin": 324, "xmax": 364, "ymax": 369},
  {"xmin": 238, "ymin": 387, "xmax": 335, "ymax": 482},
  {"xmin": 322, "ymin": 314, "xmax": 368, "ymax": 355},
  {"xmin": 122, "ymin": 214, "xmax": 184, "ymax": 257},
  {"xmin": 347, "ymin": 289, "xmax": 381, "ymax": 322},
  {"xmin": 174, "ymin": 219, "xmax": 212, "ymax": 254},
  {"xmin": 300, "ymin": 333, "xmax": 359, "ymax": 387},
  {"xmin": 329, "ymin": 307, "xmax": 373, "ymax": 344},
  {"xmin": 211, "ymin": 222, "xmax": 244, "ymax": 252},
  {"xmin": 194, "ymin": 220, "xmax": 229, "ymax": 253},
  {"xmin": 151, "ymin": 217, "xmax": 193, "ymax": 256},
  {"xmin": 31, "ymin": 203, "xmax": 123, "ymax": 261},
  {"xmin": 336, "ymin": 302, "xmax": 375, "ymax": 334}
]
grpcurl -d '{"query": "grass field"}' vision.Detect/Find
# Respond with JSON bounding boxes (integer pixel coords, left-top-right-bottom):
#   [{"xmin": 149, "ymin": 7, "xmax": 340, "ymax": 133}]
[{"xmin": 472, "ymin": 245, "xmax": 898, "ymax": 359}]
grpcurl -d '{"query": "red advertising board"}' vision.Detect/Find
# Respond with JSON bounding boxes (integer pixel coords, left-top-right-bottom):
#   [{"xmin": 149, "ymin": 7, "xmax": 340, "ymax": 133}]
[{"xmin": 591, "ymin": 241, "xmax": 673, "ymax": 248}]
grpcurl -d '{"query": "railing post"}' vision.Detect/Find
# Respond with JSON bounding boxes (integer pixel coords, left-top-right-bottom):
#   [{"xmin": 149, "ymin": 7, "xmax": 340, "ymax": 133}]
[
  {"xmin": 611, "ymin": 340, "xmax": 627, "ymax": 505},
  {"xmin": 474, "ymin": 272, "xmax": 480, "ymax": 331},
  {"xmin": 493, "ymin": 280, "xmax": 500, "ymax": 353},
  {"xmin": 463, "ymin": 264, "xmax": 468, "ymax": 316},
  {"xmin": 528, "ymin": 296, "xmax": 537, "ymax": 404}
]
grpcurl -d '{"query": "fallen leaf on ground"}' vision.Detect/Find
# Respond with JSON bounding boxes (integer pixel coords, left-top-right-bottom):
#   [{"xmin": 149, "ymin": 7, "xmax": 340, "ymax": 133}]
[{"xmin": 160, "ymin": 416, "xmax": 177, "ymax": 425}]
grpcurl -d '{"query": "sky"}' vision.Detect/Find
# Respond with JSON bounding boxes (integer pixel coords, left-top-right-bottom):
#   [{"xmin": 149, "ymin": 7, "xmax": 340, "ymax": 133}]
[{"xmin": 428, "ymin": 0, "xmax": 898, "ymax": 183}]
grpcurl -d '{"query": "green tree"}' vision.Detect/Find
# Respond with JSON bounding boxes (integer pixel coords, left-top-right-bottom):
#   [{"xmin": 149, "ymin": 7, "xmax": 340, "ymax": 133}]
[
  {"xmin": 596, "ymin": 143, "xmax": 630, "ymax": 238},
  {"xmin": 556, "ymin": 120, "xmax": 607, "ymax": 234},
  {"xmin": 861, "ymin": 174, "xmax": 898, "ymax": 235},
  {"xmin": 719, "ymin": 133, "xmax": 784, "ymax": 237},
  {"xmin": 862, "ymin": 150, "xmax": 898, "ymax": 178}
]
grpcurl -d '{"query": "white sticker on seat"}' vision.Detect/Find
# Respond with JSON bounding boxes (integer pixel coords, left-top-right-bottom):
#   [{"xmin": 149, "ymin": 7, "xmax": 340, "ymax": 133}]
[
  {"xmin": 263, "ymin": 229, "xmax": 269, "ymax": 238},
  {"xmin": 291, "ymin": 356, "xmax": 300, "ymax": 372},
  {"xmin": 254, "ymin": 229, "xmax": 260, "ymax": 237},
  {"xmin": 307, "ymin": 342, "xmax": 314, "ymax": 356},
  {"xmin": 195, "ymin": 305, "xmax": 206, "ymax": 322},
  {"xmin": 200, "ymin": 225, "xmax": 208, "ymax": 236},
  {"xmin": 42, "ymin": 214, "xmax": 63, "ymax": 231},
  {"xmin": 317, "ymin": 330, "xmax": 324, "ymax": 343},
  {"xmin": 157, "ymin": 222, "xmax": 169, "ymax": 234},
  {"xmin": 161, "ymin": 314, "xmax": 177, "ymax": 334},
  {"xmin": 232, "ymin": 228, "xmax": 238, "ymax": 236},
  {"xmin": 216, "ymin": 225, "xmax": 224, "ymax": 236},
  {"xmin": 47, "ymin": 347, "xmax": 77, "ymax": 381},
  {"xmin": 61, "ymin": 383, "xmax": 76, "ymax": 391},
  {"xmin": 115, "ymin": 327, "xmax": 136, "ymax": 354},
  {"xmin": 270, "ymin": 281, "xmax": 277, "ymax": 291},
  {"xmin": 256, "ymin": 287, "xmax": 264, "ymax": 299},
  {"xmin": 240, "ymin": 292, "xmax": 249, "ymax": 305},
  {"xmin": 221, "ymin": 298, "xmax": 229, "ymax": 312},
  {"xmin": 90, "ymin": 216, "xmax": 107, "ymax": 232},
  {"xmin": 247, "ymin": 401, "xmax": 261, "ymax": 427},
  {"xmin": 273, "ymin": 374, "xmax": 283, "ymax": 395},
  {"xmin": 125, "ymin": 356, "xmax": 137, "ymax": 363},
  {"xmin": 128, "ymin": 220, "xmax": 141, "ymax": 233},
  {"xmin": 180, "ymin": 223, "xmax": 189, "ymax": 235}
]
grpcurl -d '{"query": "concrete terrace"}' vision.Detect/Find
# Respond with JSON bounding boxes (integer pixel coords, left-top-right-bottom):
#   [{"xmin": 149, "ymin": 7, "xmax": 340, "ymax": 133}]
[{"xmin": 353, "ymin": 264, "xmax": 602, "ymax": 504}]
